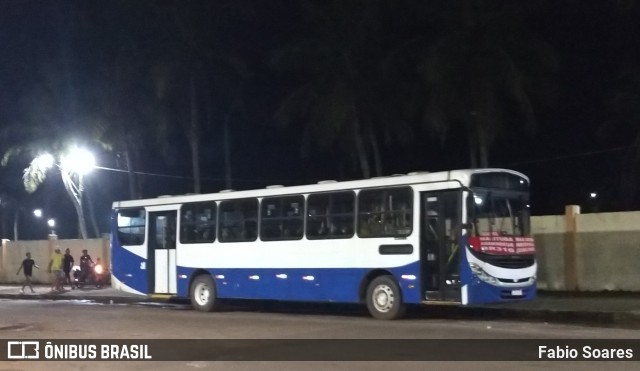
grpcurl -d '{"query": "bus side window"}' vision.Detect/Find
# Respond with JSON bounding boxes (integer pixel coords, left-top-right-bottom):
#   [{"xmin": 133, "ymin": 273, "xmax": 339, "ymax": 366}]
[
  {"xmin": 307, "ymin": 191, "xmax": 354, "ymax": 239},
  {"xmin": 260, "ymin": 196, "xmax": 303, "ymax": 241},
  {"xmin": 244, "ymin": 220, "xmax": 257, "ymax": 240},
  {"xmin": 366, "ymin": 205, "xmax": 384, "ymax": 236},
  {"xmin": 358, "ymin": 187, "xmax": 412, "ymax": 238}
]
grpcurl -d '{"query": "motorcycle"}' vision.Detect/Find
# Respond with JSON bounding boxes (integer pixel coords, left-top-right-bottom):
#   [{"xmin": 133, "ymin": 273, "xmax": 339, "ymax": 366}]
[
  {"xmin": 73, "ymin": 262, "xmax": 110, "ymax": 289},
  {"xmin": 93, "ymin": 262, "xmax": 109, "ymax": 288}
]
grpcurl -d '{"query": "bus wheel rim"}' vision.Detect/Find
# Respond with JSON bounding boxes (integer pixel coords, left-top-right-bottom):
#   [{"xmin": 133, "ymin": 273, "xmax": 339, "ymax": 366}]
[
  {"xmin": 373, "ymin": 284, "xmax": 394, "ymax": 313},
  {"xmin": 195, "ymin": 282, "xmax": 210, "ymax": 306}
]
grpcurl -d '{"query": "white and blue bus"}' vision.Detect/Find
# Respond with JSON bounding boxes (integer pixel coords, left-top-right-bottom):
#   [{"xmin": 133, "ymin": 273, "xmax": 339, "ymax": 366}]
[{"xmin": 110, "ymin": 168, "xmax": 536, "ymax": 319}]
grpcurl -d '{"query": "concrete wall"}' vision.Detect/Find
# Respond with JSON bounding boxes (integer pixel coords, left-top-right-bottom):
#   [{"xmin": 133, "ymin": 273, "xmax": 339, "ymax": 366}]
[
  {"xmin": 0, "ymin": 235, "xmax": 110, "ymax": 284},
  {"xmin": 531, "ymin": 215, "xmax": 565, "ymax": 290},
  {"xmin": 532, "ymin": 209, "xmax": 640, "ymax": 292}
]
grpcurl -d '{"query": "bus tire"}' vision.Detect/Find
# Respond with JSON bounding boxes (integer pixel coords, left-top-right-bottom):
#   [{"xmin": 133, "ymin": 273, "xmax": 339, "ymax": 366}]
[
  {"xmin": 190, "ymin": 274, "xmax": 218, "ymax": 312},
  {"xmin": 366, "ymin": 275, "xmax": 406, "ymax": 320}
]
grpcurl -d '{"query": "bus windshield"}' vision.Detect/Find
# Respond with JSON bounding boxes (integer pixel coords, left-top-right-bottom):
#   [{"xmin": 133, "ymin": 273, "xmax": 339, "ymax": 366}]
[{"xmin": 469, "ymin": 192, "xmax": 530, "ymax": 237}]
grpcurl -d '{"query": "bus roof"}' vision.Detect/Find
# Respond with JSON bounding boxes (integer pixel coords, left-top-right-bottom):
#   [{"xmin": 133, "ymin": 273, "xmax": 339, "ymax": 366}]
[{"xmin": 112, "ymin": 168, "xmax": 527, "ymax": 208}]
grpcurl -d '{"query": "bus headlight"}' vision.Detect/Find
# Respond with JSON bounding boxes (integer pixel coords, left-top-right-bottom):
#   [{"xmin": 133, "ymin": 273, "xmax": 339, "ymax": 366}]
[{"xmin": 469, "ymin": 263, "xmax": 498, "ymax": 285}]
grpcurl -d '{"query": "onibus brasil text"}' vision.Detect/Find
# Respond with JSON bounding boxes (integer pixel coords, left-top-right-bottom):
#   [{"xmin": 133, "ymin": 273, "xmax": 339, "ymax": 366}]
[{"xmin": 37, "ymin": 342, "xmax": 151, "ymax": 360}]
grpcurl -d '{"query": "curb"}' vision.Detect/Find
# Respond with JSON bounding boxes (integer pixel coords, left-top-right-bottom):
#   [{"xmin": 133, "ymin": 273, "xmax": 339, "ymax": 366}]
[
  {"xmin": 461, "ymin": 306, "xmax": 640, "ymax": 329},
  {"xmin": 537, "ymin": 290, "xmax": 640, "ymax": 299},
  {"xmin": 0, "ymin": 293, "xmax": 152, "ymax": 305}
]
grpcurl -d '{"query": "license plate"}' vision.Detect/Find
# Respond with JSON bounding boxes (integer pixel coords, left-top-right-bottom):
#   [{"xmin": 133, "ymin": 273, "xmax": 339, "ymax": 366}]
[{"xmin": 511, "ymin": 289, "xmax": 523, "ymax": 296}]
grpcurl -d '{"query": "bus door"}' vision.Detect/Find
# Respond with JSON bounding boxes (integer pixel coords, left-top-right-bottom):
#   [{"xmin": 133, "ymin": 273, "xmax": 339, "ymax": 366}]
[
  {"xmin": 420, "ymin": 191, "xmax": 461, "ymax": 302},
  {"xmin": 148, "ymin": 210, "xmax": 177, "ymax": 294}
]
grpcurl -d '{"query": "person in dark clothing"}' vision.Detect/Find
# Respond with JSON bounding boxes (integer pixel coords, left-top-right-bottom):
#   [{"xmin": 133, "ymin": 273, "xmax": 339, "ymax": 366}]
[
  {"xmin": 16, "ymin": 252, "xmax": 39, "ymax": 294},
  {"xmin": 79, "ymin": 249, "xmax": 94, "ymax": 283},
  {"xmin": 62, "ymin": 248, "xmax": 75, "ymax": 289}
]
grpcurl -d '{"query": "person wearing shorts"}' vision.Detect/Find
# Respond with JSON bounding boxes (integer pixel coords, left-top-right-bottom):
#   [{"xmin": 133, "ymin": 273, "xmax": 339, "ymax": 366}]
[
  {"xmin": 16, "ymin": 252, "xmax": 39, "ymax": 294},
  {"xmin": 48, "ymin": 248, "xmax": 64, "ymax": 292}
]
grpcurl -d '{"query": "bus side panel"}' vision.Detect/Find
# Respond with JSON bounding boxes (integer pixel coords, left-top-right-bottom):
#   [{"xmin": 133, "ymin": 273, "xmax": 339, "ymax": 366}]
[
  {"xmin": 177, "ymin": 263, "xmax": 423, "ymax": 304},
  {"xmin": 179, "ymin": 267, "xmax": 343, "ymax": 301},
  {"xmin": 111, "ymin": 233, "xmax": 149, "ymax": 295},
  {"xmin": 389, "ymin": 262, "xmax": 422, "ymax": 304}
]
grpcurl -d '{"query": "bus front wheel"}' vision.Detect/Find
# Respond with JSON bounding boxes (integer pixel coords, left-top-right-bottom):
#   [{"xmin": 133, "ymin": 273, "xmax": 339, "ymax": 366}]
[
  {"xmin": 366, "ymin": 275, "xmax": 406, "ymax": 320},
  {"xmin": 190, "ymin": 274, "xmax": 218, "ymax": 312}
]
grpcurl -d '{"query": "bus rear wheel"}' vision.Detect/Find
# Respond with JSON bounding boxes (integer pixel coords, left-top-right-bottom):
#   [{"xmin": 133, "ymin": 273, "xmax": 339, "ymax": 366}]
[
  {"xmin": 366, "ymin": 275, "xmax": 406, "ymax": 320},
  {"xmin": 190, "ymin": 274, "xmax": 218, "ymax": 312}
]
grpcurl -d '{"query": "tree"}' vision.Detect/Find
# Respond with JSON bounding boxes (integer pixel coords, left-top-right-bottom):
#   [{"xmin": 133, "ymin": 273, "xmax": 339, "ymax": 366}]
[
  {"xmin": 75, "ymin": 0, "xmax": 165, "ymax": 200},
  {"xmin": 154, "ymin": 0, "xmax": 253, "ymax": 191},
  {"xmin": 21, "ymin": 148, "xmax": 95, "ymax": 239},
  {"xmin": 0, "ymin": 187, "xmax": 28, "ymax": 241},
  {"xmin": 0, "ymin": 47, "xmax": 103, "ymax": 239},
  {"xmin": 603, "ymin": 66, "xmax": 640, "ymax": 210},
  {"xmin": 415, "ymin": 1, "xmax": 555, "ymax": 168},
  {"xmin": 597, "ymin": 2, "xmax": 640, "ymax": 210},
  {"xmin": 270, "ymin": 0, "xmax": 394, "ymax": 179}
]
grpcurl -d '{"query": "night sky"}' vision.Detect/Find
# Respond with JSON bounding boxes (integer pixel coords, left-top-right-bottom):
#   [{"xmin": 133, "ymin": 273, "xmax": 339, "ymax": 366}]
[{"xmin": 1, "ymin": 0, "xmax": 639, "ymax": 239}]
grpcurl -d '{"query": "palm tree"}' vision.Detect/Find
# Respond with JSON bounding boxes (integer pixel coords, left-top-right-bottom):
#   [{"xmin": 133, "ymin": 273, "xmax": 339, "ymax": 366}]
[
  {"xmin": 89, "ymin": 57, "xmax": 150, "ymax": 200},
  {"xmin": 76, "ymin": 1, "xmax": 164, "ymax": 200},
  {"xmin": 3, "ymin": 142, "xmax": 96, "ymax": 240},
  {"xmin": 270, "ymin": 0, "xmax": 393, "ymax": 179},
  {"xmin": 415, "ymin": 1, "xmax": 555, "ymax": 168},
  {"xmin": 598, "ymin": 2, "xmax": 640, "ymax": 210},
  {"xmin": 23, "ymin": 150, "xmax": 93, "ymax": 239},
  {"xmin": 147, "ymin": 1, "xmax": 254, "ymax": 192},
  {"xmin": 603, "ymin": 66, "xmax": 640, "ymax": 209},
  {"xmin": 0, "ymin": 49, "xmax": 105, "ymax": 239},
  {"xmin": 0, "ymin": 182, "xmax": 29, "ymax": 240}
]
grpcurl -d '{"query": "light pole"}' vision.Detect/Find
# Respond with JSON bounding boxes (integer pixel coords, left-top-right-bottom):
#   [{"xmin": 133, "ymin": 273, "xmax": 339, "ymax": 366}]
[
  {"xmin": 33, "ymin": 208, "xmax": 54, "ymax": 238},
  {"xmin": 589, "ymin": 192, "xmax": 599, "ymax": 213},
  {"xmin": 47, "ymin": 218, "xmax": 56, "ymax": 235}
]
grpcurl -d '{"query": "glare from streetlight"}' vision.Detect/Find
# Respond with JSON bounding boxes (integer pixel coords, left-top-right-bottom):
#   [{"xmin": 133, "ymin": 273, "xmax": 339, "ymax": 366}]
[
  {"xmin": 590, "ymin": 192, "xmax": 598, "ymax": 199},
  {"xmin": 33, "ymin": 209, "xmax": 43, "ymax": 218},
  {"xmin": 33, "ymin": 153, "xmax": 55, "ymax": 170},
  {"xmin": 47, "ymin": 219, "xmax": 55, "ymax": 228},
  {"xmin": 61, "ymin": 147, "xmax": 95, "ymax": 175}
]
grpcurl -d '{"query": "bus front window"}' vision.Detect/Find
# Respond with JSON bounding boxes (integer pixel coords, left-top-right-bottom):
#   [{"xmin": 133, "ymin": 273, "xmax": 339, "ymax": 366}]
[{"xmin": 469, "ymin": 193, "xmax": 529, "ymax": 237}]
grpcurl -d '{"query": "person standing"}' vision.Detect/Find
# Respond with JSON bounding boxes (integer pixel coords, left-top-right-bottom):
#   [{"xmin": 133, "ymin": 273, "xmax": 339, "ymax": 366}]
[
  {"xmin": 62, "ymin": 248, "xmax": 75, "ymax": 289},
  {"xmin": 48, "ymin": 248, "xmax": 64, "ymax": 292},
  {"xmin": 79, "ymin": 249, "xmax": 94, "ymax": 284},
  {"xmin": 16, "ymin": 252, "xmax": 39, "ymax": 294}
]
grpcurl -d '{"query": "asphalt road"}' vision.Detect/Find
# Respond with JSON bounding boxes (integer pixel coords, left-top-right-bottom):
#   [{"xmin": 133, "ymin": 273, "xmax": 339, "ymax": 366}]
[{"xmin": 0, "ymin": 299, "xmax": 638, "ymax": 370}]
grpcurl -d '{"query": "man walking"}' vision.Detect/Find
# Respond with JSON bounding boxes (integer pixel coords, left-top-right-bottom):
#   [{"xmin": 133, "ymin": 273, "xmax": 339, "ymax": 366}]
[
  {"xmin": 62, "ymin": 248, "xmax": 75, "ymax": 289},
  {"xmin": 16, "ymin": 252, "xmax": 39, "ymax": 294},
  {"xmin": 48, "ymin": 248, "xmax": 64, "ymax": 292}
]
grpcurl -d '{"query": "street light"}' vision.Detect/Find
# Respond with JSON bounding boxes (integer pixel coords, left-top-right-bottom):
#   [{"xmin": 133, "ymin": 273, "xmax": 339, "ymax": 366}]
[
  {"xmin": 588, "ymin": 192, "xmax": 599, "ymax": 213},
  {"xmin": 33, "ymin": 208, "xmax": 54, "ymax": 238},
  {"xmin": 61, "ymin": 147, "xmax": 95, "ymax": 175},
  {"xmin": 28, "ymin": 147, "xmax": 96, "ymax": 239},
  {"xmin": 47, "ymin": 218, "xmax": 56, "ymax": 235}
]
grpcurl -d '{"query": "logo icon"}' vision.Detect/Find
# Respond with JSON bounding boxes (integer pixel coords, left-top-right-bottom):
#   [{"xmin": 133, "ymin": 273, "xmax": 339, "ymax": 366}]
[{"xmin": 7, "ymin": 341, "xmax": 40, "ymax": 359}]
